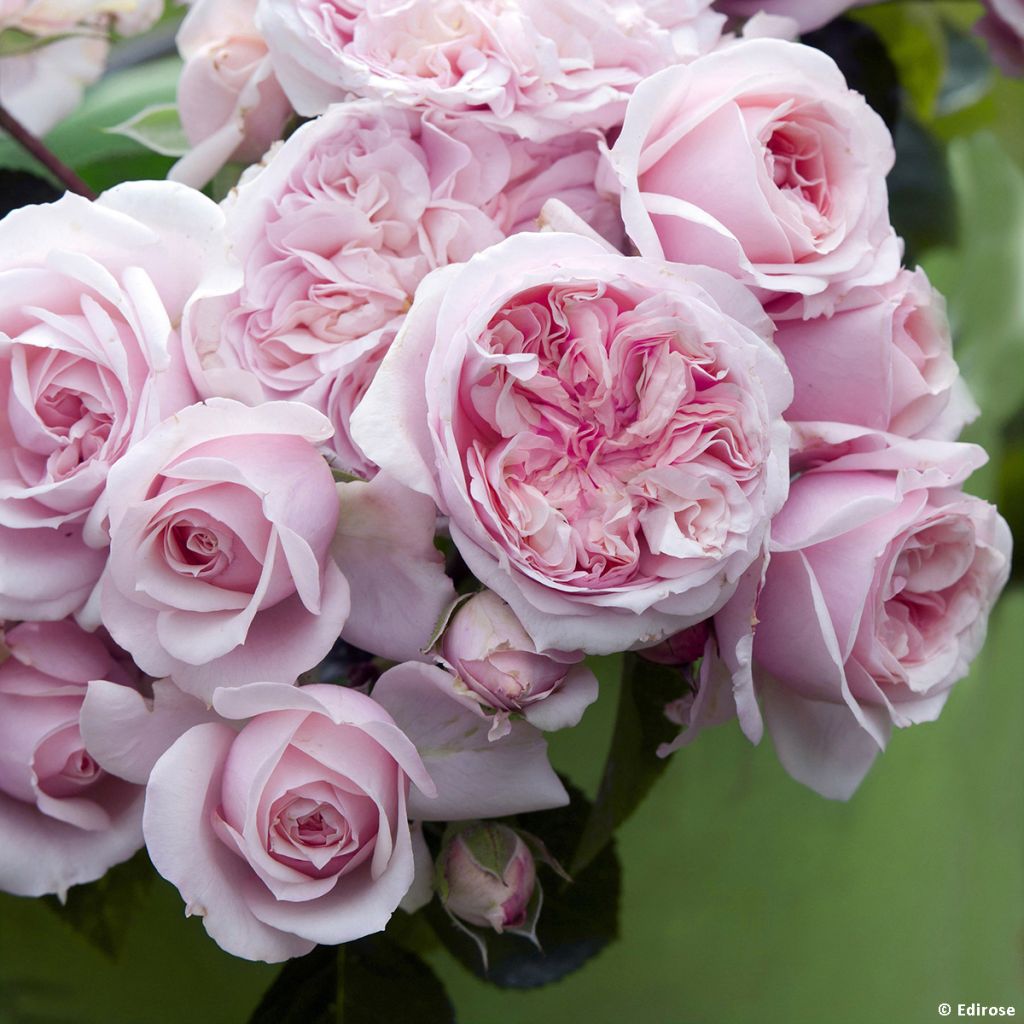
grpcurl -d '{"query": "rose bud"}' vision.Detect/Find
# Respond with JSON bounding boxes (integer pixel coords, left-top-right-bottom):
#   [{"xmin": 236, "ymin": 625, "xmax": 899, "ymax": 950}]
[
  {"xmin": 437, "ymin": 823, "xmax": 537, "ymax": 934},
  {"xmin": 439, "ymin": 591, "xmax": 598, "ymax": 740}
]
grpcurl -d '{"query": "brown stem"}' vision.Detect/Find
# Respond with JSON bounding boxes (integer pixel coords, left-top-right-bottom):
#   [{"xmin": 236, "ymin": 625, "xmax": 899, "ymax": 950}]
[{"xmin": 0, "ymin": 103, "xmax": 96, "ymax": 200}]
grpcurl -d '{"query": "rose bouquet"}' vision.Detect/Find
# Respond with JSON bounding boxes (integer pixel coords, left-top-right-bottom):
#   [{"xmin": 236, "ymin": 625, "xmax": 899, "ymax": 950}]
[{"xmin": 0, "ymin": 0, "xmax": 1019, "ymax": 1020}]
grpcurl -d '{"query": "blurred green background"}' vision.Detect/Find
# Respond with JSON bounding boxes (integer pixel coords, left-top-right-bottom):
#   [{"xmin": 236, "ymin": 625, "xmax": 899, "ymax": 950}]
[{"xmin": 1, "ymin": 3, "xmax": 1022, "ymax": 1023}]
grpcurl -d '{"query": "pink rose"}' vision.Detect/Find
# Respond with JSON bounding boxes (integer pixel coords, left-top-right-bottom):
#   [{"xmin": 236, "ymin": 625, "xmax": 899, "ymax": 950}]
[
  {"xmin": 257, "ymin": 0, "xmax": 723, "ymax": 140},
  {"xmin": 0, "ymin": 34, "xmax": 107, "ymax": 135},
  {"xmin": 169, "ymin": 0, "xmax": 293, "ymax": 188},
  {"xmin": 714, "ymin": 1, "xmax": 871, "ymax": 33},
  {"xmin": 92, "ymin": 399, "xmax": 350, "ymax": 701},
  {"xmin": 143, "ymin": 682, "xmax": 438, "ymax": 962},
  {"xmin": 0, "ymin": 1, "xmax": 162, "ymax": 134},
  {"xmin": 606, "ymin": 39, "xmax": 901, "ymax": 315},
  {"xmin": 185, "ymin": 102, "xmax": 612, "ymax": 477},
  {"xmin": 751, "ymin": 429, "xmax": 1011, "ymax": 799},
  {"xmin": 0, "ymin": 619, "xmax": 143, "ymax": 898},
  {"xmin": 774, "ymin": 267, "xmax": 978, "ymax": 441},
  {"xmin": 976, "ymin": 0, "xmax": 1024, "ymax": 76},
  {"xmin": 140, "ymin": 672, "xmax": 567, "ymax": 961},
  {"xmin": 0, "ymin": 183, "xmax": 232, "ymax": 621},
  {"xmin": 438, "ymin": 590, "xmax": 599, "ymax": 739},
  {"xmin": 351, "ymin": 232, "xmax": 793, "ymax": 654}
]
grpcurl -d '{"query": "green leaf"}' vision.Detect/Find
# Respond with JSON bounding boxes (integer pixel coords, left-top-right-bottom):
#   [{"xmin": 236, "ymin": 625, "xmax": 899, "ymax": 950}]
[
  {"xmin": 853, "ymin": 6, "xmax": 947, "ymax": 122},
  {"xmin": 248, "ymin": 940, "xmax": 455, "ymax": 1024},
  {"xmin": 887, "ymin": 114, "xmax": 958, "ymax": 263},
  {"xmin": 0, "ymin": 27, "xmax": 97, "ymax": 57},
  {"xmin": 570, "ymin": 653, "xmax": 683, "ymax": 876},
  {"xmin": 41, "ymin": 849, "xmax": 155, "ymax": 960},
  {"xmin": 342, "ymin": 936, "xmax": 455, "ymax": 1024},
  {"xmin": 249, "ymin": 946, "xmax": 336, "ymax": 1024},
  {"xmin": 428, "ymin": 781, "xmax": 621, "ymax": 989},
  {"xmin": 0, "ymin": 56, "xmax": 182, "ymax": 190},
  {"xmin": 106, "ymin": 102, "xmax": 188, "ymax": 157}
]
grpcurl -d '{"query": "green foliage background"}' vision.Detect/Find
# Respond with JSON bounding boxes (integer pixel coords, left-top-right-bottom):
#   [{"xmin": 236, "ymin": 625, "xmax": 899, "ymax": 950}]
[{"xmin": 0, "ymin": 3, "xmax": 1022, "ymax": 1022}]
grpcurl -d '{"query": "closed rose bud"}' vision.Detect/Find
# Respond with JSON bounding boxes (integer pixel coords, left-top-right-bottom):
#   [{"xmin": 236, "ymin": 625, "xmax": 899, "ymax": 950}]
[
  {"xmin": 439, "ymin": 591, "xmax": 598, "ymax": 740},
  {"xmin": 438, "ymin": 823, "xmax": 536, "ymax": 934}
]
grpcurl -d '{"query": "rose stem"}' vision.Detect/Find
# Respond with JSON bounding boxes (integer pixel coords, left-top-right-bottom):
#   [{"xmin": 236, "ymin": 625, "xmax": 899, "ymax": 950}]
[{"xmin": 0, "ymin": 104, "xmax": 97, "ymax": 200}]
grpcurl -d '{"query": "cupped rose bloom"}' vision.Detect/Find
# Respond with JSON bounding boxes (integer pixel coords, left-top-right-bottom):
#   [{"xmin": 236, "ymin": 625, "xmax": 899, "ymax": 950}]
[
  {"xmin": 351, "ymin": 232, "xmax": 793, "ymax": 655},
  {"xmin": 90, "ymin": 399, "xmax": 350, "ymax": 701},
  {"xmin": 605, "ymin": 39, "xmax": 901, "ymax": 316},
  {"xmin": 438, "ymin": 590, "xmax": 599, "ymax": 740},
  {"xmin": 0, "ymin": 183, "xmax": 234, "ymax": 621},
  {"xmin": 257, "ymin": 0, "xmax": 724, "ymax": 141},
  {"xmin": 185, "ymin": 102, "xmax": 613, "ymax": 477},
  {"xmin": 141, "ymin": 674, "xmax": 567, "ymax": 961},
  {"xmin": 976, "ymin": 0, "xmax": 1024, "ymax": 76},
  {"xmin": 169, "ymin": 0, "xmax": 293, "ymax": 189},
  {"xmin": 751, "ymin": 428, "xmax": 1012, "ymax": 799},
  {"xmin": 714, "ymin": 0, "xmax": 870, "ymax": 33},
  {"xmin": 0, "ymin": 619, "xmax": 143, "ymax": 898},
  {"xmin": 774, "ymin": 267, "xmax": 978, "ymax": 441}
]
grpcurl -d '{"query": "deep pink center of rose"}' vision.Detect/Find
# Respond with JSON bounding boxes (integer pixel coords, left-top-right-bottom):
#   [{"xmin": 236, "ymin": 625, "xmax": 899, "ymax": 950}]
[
  {"xmin": 266, "ymin": 790, "xmax": 378, "ymax": 879},
  {"xmin": 765, "ymin": 121, "xmax": 830, "ymax": 236},
  {"xmin": 163, "ymin": 518, "xmax": 233, "ymax": 579},
  {"xmin": 33, "ymin": 725, "xmax": 104, "ymax": 799},
  {"xmin": 458, "ymin": 282, "xmax": 759, "ymax": 589},
  {"xmin": 880, "ymin": 516, "xmax": 977, "ymax": 667}
]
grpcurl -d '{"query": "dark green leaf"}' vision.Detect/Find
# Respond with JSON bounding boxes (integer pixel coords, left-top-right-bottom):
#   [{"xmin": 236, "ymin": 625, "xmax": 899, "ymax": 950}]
[
  {"xmin": 248, "ymin": 939, "xmax": 454, "ymax": 1024},
  {"xmin": 248, "ymin": 946, "xmax": 336, "ymax": 1024},
  {"xmin": 937, "ymin": 20, "xmax": 993, "ymax": 118},
  {"xmin": 41, "ymin": 849, "xmax": 154, "ymax": 960},
  {"xmin": 852, "ymin": 6, "xmax": 947, "ymax": 122},
  {"xmin": 887, "ymin": 114, "xmax": 957, "ymax": 263},
  {"xmin": 429, "ymin": 781, "xmax": 621, "ymax": 989},
  {"xmin": 342, "ymin": 935, "xmax": 455, "ymax": 1024},
  {"xmin": 570, "ymin": 653, "xmax": 683, "ymax": 876}
]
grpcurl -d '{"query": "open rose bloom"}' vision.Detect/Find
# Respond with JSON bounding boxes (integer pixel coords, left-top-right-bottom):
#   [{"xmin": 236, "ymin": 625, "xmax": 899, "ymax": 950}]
[{"xmin": 0, "ymin": 0, "xmax": 1016, "ymax": 998}]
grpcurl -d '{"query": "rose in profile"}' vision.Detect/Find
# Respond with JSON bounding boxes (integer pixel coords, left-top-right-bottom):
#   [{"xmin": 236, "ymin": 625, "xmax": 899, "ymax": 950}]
[
  {"xmin": 352, "ymin": 231, "xmax": 792, "ymax": 654},
  {"xmin": 774, "ymin": 267, "xmax": 978, "ymax": 442},
  {"xmin": 0, "ymin": 182, "xmax": 233, "ymax": 621},
  {"xmin": 0, "ymin": 619, "xmax": 143, "ymax": 898},
  {"xmin": 92, "ymin": 399, "xmax": 350, "ymax": 700},
  {"xmin": 170, "ymin": 0, "xmax": 293, "ymax": 188},
  {"xmin": 751, "ymin": 429, "xmax": 1011, "ymax": 799},
  {"xmin": 606, "ymin": 39, "xmax": 900, "ymax": 315}
]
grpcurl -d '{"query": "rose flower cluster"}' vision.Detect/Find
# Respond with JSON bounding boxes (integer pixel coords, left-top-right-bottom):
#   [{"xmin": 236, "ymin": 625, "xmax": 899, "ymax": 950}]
[{"xmin": 0, "ymin": 0, "xmax": 1011, "ymax": 965}]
